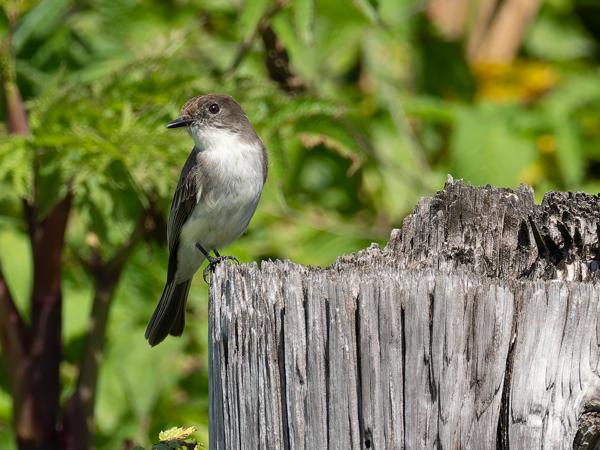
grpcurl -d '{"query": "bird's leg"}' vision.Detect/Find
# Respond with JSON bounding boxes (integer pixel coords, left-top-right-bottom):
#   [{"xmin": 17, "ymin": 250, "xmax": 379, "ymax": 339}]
[
  {"xmin": 213, "ymin": 249, "xmax": 239, "ymax": 264},
  {"xmin": 196, "ymin": 244, "xmax": 238, "ymax": 283},
  {"xmin": 195, "ymin": 243, "xmax": 217, "ymax": 263},
  {"xmin": 196, "ymin": 243, "xmax": 219, "ymax": 283}
]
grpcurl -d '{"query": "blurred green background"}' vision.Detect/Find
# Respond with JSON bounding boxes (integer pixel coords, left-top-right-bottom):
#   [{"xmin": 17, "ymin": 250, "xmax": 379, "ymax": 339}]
[{"xmin": 0, "ymin": 0, "xmax": 599, "ymax": 448}]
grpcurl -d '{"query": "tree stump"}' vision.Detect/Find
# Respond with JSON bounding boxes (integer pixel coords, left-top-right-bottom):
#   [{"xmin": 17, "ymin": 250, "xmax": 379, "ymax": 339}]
[{"xmin": 208, "ymin": 179, "xmax": 600, "ymax": 449}]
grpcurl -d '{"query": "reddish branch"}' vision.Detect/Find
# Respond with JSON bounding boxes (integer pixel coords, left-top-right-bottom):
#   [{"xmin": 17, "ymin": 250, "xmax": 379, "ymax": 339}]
[
  {"xmin": 16, "ymin": 195, "xmax": 72, "ymax": 450},
  {"xmin": 0, "ymin": 2, "xmax": 30, "ymax": 379},
  {"xmin": 1, "ymin": 12, "xmax": 74, "ymax": 448},
  {"xmin": 0, "ymin": 267, "xmax": 28, "ymax": 384}
]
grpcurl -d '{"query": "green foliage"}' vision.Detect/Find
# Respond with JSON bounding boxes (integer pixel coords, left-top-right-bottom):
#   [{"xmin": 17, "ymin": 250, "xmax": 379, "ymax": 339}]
[
  {"xmin": 450, "ymin": 104, "xmax": 537, "ymax": 186},
  {"xmin": 0, "ymin": 0, "xmax": 599, "ymax": 449},
  {"xmin": 129, "ymin": 425, "xmax": 201, "ymax": 450}
]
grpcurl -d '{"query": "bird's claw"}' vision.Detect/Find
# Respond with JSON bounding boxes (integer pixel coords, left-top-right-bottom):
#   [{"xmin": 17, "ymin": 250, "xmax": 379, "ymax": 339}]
[
  {"xmin": 219, "ymin": 255, "xmax": 239, "ymax": 264},
  {"xmin": 202, "ymin": 255, "xmax": 240, "ymax": 283}
]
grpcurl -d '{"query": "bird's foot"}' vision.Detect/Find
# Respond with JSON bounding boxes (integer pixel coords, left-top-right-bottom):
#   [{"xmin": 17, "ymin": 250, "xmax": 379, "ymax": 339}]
[
  {"xmin": 213, "ymin": 249, "xmax": 239, "ymax": 264},
  {"xmin": 197, "ymin": 244, "xmax": 240, "ymax": 283},
  {"xmin": 202, "ymin": 256, "xmax": 239, "ymax": 283}
]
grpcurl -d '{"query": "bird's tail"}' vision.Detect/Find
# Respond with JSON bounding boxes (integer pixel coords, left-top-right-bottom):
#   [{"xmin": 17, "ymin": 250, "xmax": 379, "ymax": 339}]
[{"xmin": 145, "ymin": 279, "xmax": 192, "ymax": 346}]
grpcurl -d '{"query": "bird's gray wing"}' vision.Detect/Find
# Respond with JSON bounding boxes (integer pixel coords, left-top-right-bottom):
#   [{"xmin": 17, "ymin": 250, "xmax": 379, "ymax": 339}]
[
  {"xmin": 166, "ymin": 147, "xmax": 201, "ymax": 272},
  {"xmin": 145, "ymin": 147, "xmax": 201, "ymax": 345}
]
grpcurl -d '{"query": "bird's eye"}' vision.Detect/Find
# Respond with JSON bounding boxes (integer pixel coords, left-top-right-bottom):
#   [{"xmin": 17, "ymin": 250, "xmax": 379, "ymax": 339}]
[{"xmin": 208, "ymin": 103, "xmax": 220, "ymax": 114}]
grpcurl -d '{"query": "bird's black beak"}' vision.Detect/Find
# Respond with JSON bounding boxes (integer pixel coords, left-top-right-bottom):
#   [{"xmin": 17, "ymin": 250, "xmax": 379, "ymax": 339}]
[{"xmin": 166, "ymin": 117, "xmax": 193, "ymax": 129}]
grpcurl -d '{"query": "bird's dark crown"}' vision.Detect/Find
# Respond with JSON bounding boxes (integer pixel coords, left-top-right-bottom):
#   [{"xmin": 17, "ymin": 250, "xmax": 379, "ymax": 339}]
[{"xmin": 176, "ymin": 94, "xmax": 253, "ymax": 133}]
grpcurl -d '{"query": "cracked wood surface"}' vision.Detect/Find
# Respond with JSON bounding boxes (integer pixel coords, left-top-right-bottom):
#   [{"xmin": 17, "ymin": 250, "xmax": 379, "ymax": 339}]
[{"xmin": 209, "ymin": 179, "xmax": 600, "ymax": 449}]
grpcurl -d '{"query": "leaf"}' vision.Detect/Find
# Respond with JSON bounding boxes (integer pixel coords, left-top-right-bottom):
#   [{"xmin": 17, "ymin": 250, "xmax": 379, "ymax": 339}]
[
  {"xmin": 0, "ymin": 136, "xmax": 33, "ymax": 200},
  {"xmin": 151, "ymin": 443, "xmax": 171, "ymax": 450},
  {"xmin": 12, "ymin": 0, "xmax": 72, "ymax": 52},
  {"xmin": 534, "ymin": 74, "xmax": 599, "ymax": 187},
  {"xmin": 238, "ymin": 0, "xmax": 270, "ymax": 41},
  {"xmin": 450, "ymin": 105, "xmax": 537, "ymax": 187},
  {"xmin": 268, "ymin": 98, "xmax": 343, "ymax": 130},
  {"xmin": 549, "ymin": 110, "xmax": 583, "ymax": 187},
  {"xmin": 404, "ymin": 97, "xmax": 455, "ymax": 124},
  {"xmin": 0, "ymin": 7, "xmax": 8, "ymax": 41},
  {"xmin": 293, "ymin": 0, "xmax": 315, "ymax": 44},
  {"xmin": 158, "ymin": 426, "xmax": 197, "ymax": 441},
  {"xmin": 352, "ymin": 0, "xmax": 379, "ymax": 24},
  {"xmin": 526, "ymin": 14, "xmax": 595, "ymax": 61},
  {"xmin": 294, "ymin": 116, "xmax": 366, "ymax": 174},
  {"xmin": 0, "ymin": 229, "xmax": 31, "ymax": 315},
  {"xmin": 270, "ymin": 12, "xmax": 317, "ymax": 79}
]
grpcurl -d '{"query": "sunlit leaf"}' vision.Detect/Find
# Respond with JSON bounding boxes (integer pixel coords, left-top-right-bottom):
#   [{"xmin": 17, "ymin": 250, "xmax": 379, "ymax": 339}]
[{"xmin": 158, "ymin": 426, "xmax": 197, "ymax": 441}]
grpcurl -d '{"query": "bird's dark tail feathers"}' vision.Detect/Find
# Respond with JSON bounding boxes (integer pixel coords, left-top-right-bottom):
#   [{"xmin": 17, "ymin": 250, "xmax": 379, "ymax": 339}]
[{"xmin": 145, "ymin": 279, "xmax": 191, "ymax": 346}]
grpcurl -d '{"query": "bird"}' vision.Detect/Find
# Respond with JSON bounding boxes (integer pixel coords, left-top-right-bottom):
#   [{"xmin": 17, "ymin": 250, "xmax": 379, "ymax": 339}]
[{"xmin": 145, "ymin": 94, "xmax": 268, "ymax": 346}]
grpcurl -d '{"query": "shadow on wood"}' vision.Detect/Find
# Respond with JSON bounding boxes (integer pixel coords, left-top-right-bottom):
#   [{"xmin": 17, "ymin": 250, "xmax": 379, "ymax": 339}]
[{"xmin": 209, "ymin": 179, "xmax": 600, "ymax": 449}]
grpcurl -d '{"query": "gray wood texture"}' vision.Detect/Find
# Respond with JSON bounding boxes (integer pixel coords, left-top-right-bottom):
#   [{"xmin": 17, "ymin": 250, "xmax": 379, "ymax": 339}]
[{"xmin": 209, "ymin": 179, "xmax": 600, "ymax": 449}]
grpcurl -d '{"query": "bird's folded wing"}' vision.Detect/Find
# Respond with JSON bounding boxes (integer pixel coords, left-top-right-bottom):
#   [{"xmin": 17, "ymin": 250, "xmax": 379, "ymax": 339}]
[{"xmin": 167, "ymin": 147, "xmax": 201, "ymax": 254}]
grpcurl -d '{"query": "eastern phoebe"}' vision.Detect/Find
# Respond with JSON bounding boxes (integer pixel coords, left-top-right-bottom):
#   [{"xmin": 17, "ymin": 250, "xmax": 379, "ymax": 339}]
[{"xmin": 145, "ymin": 94, "xmax": 267, "ymax": 346}]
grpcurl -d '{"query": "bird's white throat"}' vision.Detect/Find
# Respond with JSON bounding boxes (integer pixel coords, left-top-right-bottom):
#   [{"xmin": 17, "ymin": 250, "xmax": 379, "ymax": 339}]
[
  {"xmin": 188, "ymin": 126, "xmax": 245, "ymax": 152},
  {"xmin": 188, "ymin": 125, "xmax": 264, "ymax": 198}
]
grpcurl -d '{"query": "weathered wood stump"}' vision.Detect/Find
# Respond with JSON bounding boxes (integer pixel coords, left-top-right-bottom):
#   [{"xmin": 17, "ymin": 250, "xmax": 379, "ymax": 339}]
[{"xmin": 209, "ymin": 179, "xmax": 600, "ymax": 449}]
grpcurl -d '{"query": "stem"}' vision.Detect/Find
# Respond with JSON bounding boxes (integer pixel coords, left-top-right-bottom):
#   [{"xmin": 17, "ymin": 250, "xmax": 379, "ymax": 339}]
[
  {"xmin": 0, "ymin": 266, "xmax": 28, "ymax": 383},
  {"xmin": 4, "ymin": 81, "xmax": 29, "ymax": 134},
  {"xmin": 0, "ymin": 268, "xmax": 30, "ymax": 447},
  {"xmin": 14, "ymin": 194, "xmax": 73, "ymax": 450},
  {"xmin": 0, "ymin": 5, "xmax": 29, "ymax": 401},
  {"xmin": 0, "ymin": 8, "xmax": 29, "ymax": 135}
]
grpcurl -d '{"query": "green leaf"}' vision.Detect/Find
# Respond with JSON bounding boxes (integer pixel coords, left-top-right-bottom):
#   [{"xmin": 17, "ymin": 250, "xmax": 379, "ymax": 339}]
[
  {"xmin": 0, "ymin": 136, "xmax": 32, "ymax": 200},
  {"xmin": 150, "ymin": 443, "xmax": 170, "ymax": 450},
  {"xmin": 12, "ymin": 0, "xmax": 72, "ymax": 52},
  {"xmin": 404, "ymin": 97, "xmax": 456, "ymax": 124},
  {"xmin": 293, "ymin": 0, "xmax": 315, "ymax": 44},
  {"xmin": 450, "ymin": 105, "xmax": 537, "ymax": 187},
  {"xmin": 268, "ymin": 98, "xmax": 343, "ymax": 130},
  {"xmin": 294, "ymin": 115, "xmax": 366, "ymax": 172},
  {"xmin": 0, "ymin": 7, "xmax": 8, "ymax": 41},
  {"xmin": 271, "ymin": 12, "xmax": 318, "ymax": 79},
  {"xmin": 526, "ymin": 15, "xmax": 595, "ymax": 61},
  {"xmin": 158, "ymin": 426, "xmax": 197, "ymax": 441},
  {"xmin": 549, "ymin": 111, "xmax": 583, "ymax": 187},
  {"xmin": 150, "ymin": 443, "xmax": 171, "ymax": 450},
  {"xmin": 352, "ymin": 0, "xmax": 379, "ymax": 24},
  {"xmin": 238, "ymin": 0, "xmax": 270, "ymax": 41}
]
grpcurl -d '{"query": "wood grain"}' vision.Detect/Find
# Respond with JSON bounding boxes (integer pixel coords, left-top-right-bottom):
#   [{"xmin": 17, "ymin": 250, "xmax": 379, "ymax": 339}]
[{"xmin": 209, "ymin": 179, "xmax": 600, "ymax": 449}]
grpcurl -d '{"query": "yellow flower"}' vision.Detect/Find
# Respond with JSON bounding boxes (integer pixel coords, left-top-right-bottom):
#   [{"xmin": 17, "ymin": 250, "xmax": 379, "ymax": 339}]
[
  {"xmin": 158, "ymin": 426, "xmax": 197, "ymax": 441},
  {"xmin": 472, "ymin": 60, "xmax": 558, "ymax": 102}
]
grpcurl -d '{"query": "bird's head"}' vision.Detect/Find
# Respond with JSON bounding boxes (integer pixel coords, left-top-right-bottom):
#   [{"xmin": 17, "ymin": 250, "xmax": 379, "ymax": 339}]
[{"xmin": 166, "ymin": 94, "xmax": 254, "ymax": 148}]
